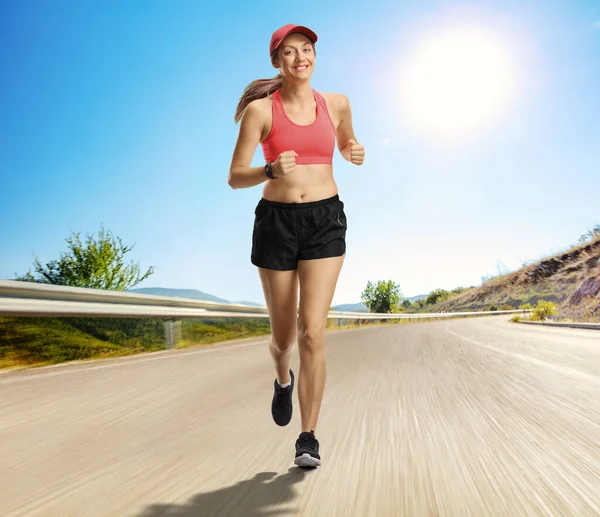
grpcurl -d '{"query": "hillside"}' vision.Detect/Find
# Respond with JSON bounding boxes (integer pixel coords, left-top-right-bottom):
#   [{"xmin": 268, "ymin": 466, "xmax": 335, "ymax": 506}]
[{"xmin": 434, "ymin": 236, "xmax": 600, "ymax": 322}]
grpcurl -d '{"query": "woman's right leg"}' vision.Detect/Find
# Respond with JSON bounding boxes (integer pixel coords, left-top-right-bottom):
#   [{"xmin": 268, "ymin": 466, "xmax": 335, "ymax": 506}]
[{"xmin": 258, "ymin": 267, "xmax": 299, "ymax": 385}]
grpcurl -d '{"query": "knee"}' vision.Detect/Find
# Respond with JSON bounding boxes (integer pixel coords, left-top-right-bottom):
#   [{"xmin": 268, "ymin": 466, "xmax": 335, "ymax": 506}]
[
  {"xmin": 270, "ymin": 337, "xmax": 294, "ymax": 354},
  {"xmin": 297, "ymin": 320, "xmax": 325, "ymax": 353}
]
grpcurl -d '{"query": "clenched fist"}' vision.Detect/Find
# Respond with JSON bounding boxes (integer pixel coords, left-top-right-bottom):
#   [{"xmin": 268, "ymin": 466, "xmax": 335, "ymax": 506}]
[
  {"xmin": 272, "ymin": 150, "xmax": 298, "ymax": 178},
  {"xmin": 343, "ymin": 139, "xmax": 365, "ymax": 165}
]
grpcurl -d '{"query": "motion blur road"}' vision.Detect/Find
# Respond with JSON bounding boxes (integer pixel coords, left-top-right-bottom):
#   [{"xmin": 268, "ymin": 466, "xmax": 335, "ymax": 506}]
[{"xmin": 1, "ymin": 316, "xmax": 599, "ymax": 516}]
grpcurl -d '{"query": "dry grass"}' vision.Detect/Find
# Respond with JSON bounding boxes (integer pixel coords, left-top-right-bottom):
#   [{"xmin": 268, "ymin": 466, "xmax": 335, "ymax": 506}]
[{"xmin": 435, "ymin": 237, "xmax": 600, "ymax": 322}]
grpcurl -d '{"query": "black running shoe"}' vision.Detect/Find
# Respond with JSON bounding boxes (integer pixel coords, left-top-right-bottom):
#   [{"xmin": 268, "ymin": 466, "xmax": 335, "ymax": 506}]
[
  {"xmin": 271, "ymin": 369, "xmax": 294, "ymax": 426},
  {"xmin": 294, "ymin": 430, "xmax": 321, "ymax": 468}
]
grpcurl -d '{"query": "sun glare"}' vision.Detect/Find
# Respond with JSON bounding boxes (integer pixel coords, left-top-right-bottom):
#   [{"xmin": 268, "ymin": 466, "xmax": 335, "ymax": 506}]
[{"xmin": 400, "ymin": 29, "xmax": 516, "ymax": 139}]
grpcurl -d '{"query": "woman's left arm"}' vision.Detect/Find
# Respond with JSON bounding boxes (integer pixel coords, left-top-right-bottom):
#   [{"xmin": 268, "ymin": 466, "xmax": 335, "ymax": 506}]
[{"xmin": 332, "ymin": 94, "xmax": 365, "ymax": 166}]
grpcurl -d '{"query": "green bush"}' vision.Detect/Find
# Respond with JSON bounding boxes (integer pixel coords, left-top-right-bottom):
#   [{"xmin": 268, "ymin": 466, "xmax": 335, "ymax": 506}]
[
  {"xmin": 520, "ymin": 303, "xmax": 533, "ymax": 310},
  {"xmin": 510, "ymin": 315, "xmax": 521, "ymax": 323},
  {"xmin": 532, "ymin": 301, "xmax": 557, "ymax": 321},
  {"xmin": 425, "ymin": 289, "xmax": 450, "ymax": 305}
]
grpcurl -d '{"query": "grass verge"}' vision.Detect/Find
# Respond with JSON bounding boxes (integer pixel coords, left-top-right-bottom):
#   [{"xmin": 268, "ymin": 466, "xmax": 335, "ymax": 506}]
[{"xmin": 1, "ymin": 312, "xmax": 520, "ymax": 371}]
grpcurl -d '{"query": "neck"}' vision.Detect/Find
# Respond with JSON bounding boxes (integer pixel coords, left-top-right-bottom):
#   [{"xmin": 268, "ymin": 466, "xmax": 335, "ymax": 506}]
[{"xmin": 279, "ymin": 81, "xmax": 313, "ymax": 102}]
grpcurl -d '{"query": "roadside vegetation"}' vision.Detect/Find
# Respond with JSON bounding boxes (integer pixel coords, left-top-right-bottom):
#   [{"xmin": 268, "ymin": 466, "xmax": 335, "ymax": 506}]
[{"xmin": 2, "ymin": 224, "xmax": 598, "ymax": 369}]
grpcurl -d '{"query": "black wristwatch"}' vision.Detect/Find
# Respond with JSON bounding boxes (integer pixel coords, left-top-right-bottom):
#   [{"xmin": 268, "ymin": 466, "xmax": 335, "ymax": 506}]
[{"xmin": 265, "ymin": 162, "xmax": 277, "ymax": 179}]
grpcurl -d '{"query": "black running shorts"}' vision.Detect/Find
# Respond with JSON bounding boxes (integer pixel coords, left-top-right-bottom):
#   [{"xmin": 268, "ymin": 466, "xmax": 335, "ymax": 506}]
[{"xmin": 251, "ymin": 194, "xmax": 347, "ymax": 271}]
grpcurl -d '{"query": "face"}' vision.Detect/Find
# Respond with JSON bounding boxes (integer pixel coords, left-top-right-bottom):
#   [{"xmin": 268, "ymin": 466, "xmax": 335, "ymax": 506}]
[{"xmin": 273, "ymin": 33, "xmax": 315, "ymax": 80}]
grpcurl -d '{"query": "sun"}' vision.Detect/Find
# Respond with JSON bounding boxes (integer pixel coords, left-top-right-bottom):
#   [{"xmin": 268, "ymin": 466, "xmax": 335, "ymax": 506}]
[{"xmin": 400, "ymin": 29, "xmax": 516, "ymax": 138}]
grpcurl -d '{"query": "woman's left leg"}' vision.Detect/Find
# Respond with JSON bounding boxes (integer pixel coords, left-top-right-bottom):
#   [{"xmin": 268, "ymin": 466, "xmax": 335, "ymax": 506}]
[{"xmin": 296, "ymin": 254, "xmax": 345, "ymax": 433}]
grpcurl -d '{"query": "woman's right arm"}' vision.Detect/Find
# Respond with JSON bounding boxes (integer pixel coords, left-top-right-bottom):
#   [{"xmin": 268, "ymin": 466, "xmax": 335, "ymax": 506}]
[{"xmin": 228, "ymin": 101, "xmax": 269, "ymax": 190}]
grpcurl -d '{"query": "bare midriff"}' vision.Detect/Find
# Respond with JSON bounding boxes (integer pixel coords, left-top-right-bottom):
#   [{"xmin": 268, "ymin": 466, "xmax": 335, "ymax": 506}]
[{"xmin": 262, "ymin": 164, "xmax": 337, "ymax": 203}]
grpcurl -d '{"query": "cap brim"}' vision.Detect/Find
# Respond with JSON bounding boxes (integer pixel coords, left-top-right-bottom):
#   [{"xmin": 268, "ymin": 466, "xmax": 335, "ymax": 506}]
[{"xmin": 273, "ymin": 25, "xmax": 318, "ymax": 53}]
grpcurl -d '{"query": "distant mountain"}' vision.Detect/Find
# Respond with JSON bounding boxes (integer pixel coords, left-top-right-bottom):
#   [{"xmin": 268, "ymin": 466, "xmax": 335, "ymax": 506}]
[
  {"xmin": 127, "ymin": 287, "xmax": 428, "ymax": 311},
  {"xmin": 405, "ymin": 294, "xmax": 428, "ymax": 303},
  {"xmin": 331, "ymin": 302, "xmax": 369, "ymax": 312},
  {"xmin": 332, "ymin": 294, "xmax": 428, "ymax": 313},
  {"xmin": 127, "ymin": 287, "xmax": 231, "ymax": 305}
]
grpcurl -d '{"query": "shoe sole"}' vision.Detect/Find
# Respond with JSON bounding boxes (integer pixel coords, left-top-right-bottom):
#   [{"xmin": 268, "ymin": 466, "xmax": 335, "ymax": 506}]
[
  {"xmin": 294, "ymin": 453, "xmax": 322, "ymax": 468},
  {"xmin": 273, "ymin": 415, "xmax": 292, "ymax": 427}
]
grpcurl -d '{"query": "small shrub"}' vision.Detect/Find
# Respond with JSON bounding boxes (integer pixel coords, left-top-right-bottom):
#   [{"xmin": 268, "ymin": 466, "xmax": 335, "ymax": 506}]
[
  {"xmin": 425, "ymin": 288, "xmax": 451, "ymax": 306},
  {"xmin": 510, "ymin": 315, "xmax": 521, "ymax": 323},
  {"xmin": 532, "ymin": 301, "xmax": 558, "ymax": 321},
  {"xmin": 520, "ymin": 303, "xmax": 533, "ymax": 310}
]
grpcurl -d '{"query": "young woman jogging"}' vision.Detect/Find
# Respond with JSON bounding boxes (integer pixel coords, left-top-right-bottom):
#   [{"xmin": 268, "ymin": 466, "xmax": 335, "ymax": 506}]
[{"xmin": 229, "ymin": 24, "xmax": 365, "ymax": 468}]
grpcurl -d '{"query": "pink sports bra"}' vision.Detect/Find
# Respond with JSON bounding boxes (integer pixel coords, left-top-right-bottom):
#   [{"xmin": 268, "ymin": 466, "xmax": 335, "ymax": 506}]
[{"xmin": 261, "ymin": 89, "xmax": 336, "ymax": 165}]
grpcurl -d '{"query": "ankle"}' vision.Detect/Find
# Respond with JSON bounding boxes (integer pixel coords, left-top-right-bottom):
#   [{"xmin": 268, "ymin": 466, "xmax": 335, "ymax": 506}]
[
  {"xmin": 276, "ymin": 369, "xmax": 292, "ymax": 387},
  {"xmin": 277, "ymin": 376, "xmax": 291, "ymax": 387}
]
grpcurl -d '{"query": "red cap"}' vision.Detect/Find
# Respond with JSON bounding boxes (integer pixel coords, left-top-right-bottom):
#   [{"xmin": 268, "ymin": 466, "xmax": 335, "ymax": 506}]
[{"xmin": 270, "ymin": 24, "xmax": 318, "ymax": 55}]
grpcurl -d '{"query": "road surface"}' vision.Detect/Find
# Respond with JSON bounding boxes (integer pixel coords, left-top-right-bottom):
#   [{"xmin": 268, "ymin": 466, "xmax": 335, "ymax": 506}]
[{"xmin": 1, "ymin": 317, "xmax": 599, "ymax": 516}]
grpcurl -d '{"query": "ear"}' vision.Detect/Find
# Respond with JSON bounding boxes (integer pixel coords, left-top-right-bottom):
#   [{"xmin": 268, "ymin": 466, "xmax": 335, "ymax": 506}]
[{"xmin": 271, "ymin": 50, "xmax": 280, "ymax": 69}]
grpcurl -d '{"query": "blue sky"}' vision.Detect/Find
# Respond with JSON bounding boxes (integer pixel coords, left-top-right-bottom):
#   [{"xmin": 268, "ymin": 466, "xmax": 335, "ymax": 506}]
[{"xmin": 1, "ymin": 0, "xmax": 599, "ymax": 305}]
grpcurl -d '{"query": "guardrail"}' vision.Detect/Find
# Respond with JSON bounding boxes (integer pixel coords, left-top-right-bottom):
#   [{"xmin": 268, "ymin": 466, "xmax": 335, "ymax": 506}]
[
  {"xmin": 519, "ymin": 320, "xmax": 600, "ymax": 331},
  {"xmin": 0, "ymin": 280, "xmax": 530, "ymax": 348}
]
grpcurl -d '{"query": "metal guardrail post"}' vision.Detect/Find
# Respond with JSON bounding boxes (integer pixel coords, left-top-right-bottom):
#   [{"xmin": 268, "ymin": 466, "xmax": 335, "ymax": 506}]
[{"xmin": 164, "ymin": 319, "xmax": 181, "ymax": 349}]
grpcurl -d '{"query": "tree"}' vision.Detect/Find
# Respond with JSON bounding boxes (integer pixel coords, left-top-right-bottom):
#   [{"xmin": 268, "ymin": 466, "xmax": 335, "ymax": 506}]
[
  {"xmin": 578, "ymin": 225, "xmax": 600, "ymax": 243},
  {"xmin": 16, "ymin": 225, "xmax": 154, "ymax": 291},
  {"xmin": 361, "ymin": 280, "xmax": 402, "ymax": 313},
  {"xmin": 425, "ymin": 288, "xmax": 450, "ymax": 306},
  {"xmin": 402, "ymin": 299, "xmax": 412, "ymax": 310},
  {"xmin": 495, "ymin": 260, "xmax": 511, "ymax": 276}
]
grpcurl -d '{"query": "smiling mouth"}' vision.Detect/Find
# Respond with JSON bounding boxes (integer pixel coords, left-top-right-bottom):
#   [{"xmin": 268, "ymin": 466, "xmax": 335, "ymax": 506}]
[{"xmin": 293, "ymin": 65, "xmax": 309, "ymax": 72}]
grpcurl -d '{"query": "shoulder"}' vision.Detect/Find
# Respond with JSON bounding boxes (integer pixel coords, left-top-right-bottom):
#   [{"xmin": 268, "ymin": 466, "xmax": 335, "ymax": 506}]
[
  {"xmin": 244, "ymin": 96, "xmax": 272, "ymax": 118},
  {"xmin": 240, "ymin": 96, "xmax": 273, "ymax": 129},
  {"xmin": 320, "ymin": 92, "xmax": 350, "ymax": 112}
]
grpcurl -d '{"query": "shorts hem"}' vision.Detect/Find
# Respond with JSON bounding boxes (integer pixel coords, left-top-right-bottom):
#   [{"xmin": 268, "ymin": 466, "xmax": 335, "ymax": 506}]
[
  {"xmin": 251, "ymin": 258, "xmax": 298, "ymax": 271},
  {"xmin": 297, "ymin": 250, "xmax": 346, "ymax": 262}
]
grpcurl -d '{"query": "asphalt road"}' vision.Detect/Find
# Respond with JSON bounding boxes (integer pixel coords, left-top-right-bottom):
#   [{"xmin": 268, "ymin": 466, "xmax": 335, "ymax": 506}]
[{"xmin": 1, "ymin": 317, "xmax": 599, "ymax": 516}]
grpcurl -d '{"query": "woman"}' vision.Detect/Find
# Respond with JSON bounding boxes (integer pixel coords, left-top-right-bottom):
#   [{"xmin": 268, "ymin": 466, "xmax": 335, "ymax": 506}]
[{"xmin": 228, "ymin": 24, "xmax": 365, "ymax": 468}]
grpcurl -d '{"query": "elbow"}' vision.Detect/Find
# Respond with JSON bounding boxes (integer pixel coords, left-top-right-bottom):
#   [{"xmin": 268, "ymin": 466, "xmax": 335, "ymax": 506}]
[{"xmin": 228, "ymin": 171, "xmax": 238, "ymax": 190}]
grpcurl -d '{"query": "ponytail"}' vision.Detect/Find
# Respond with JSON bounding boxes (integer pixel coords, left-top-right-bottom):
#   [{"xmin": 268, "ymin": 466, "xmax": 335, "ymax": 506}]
[{"xmin": 234, "ymin": 74, "xmax": 282, "ymax": 123}]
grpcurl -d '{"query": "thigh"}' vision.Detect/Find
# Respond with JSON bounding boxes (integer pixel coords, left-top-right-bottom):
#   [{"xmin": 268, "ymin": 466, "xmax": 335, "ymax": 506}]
[
  {"xmin": 258, "ymin": 267, "xmax": 299, "ymax": 346},
  {"xmin": 297, "ymin": 255, "xmax": 345, "ymax": 331}
]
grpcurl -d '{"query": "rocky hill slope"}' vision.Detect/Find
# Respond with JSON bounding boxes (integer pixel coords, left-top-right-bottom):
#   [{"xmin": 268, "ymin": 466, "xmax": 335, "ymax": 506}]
[{"xmin": 437, "ymin": 236, "xmax": 600, "ymax": 322}]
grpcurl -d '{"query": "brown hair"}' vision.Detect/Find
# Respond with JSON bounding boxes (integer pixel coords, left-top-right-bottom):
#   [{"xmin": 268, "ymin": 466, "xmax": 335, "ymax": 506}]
[{"xmin": 234, "ymin": 43, "xmax": 316, "ymax": 123}]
